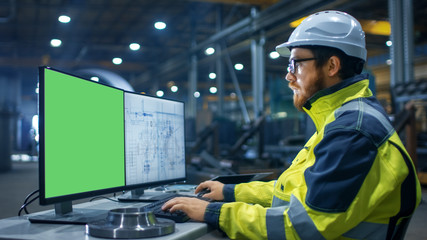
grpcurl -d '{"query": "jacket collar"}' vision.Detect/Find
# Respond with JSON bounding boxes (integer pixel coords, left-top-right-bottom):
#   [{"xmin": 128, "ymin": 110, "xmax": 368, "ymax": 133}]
[{"xmin": 303, "ymin": 73, "xmax": 372, "ymax": 132}]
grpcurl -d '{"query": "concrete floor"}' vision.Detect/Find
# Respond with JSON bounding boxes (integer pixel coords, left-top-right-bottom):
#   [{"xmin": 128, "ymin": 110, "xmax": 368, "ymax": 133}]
[{"xmin": 0, "ymin": 161, "xmax": 426, "ymax": 239}]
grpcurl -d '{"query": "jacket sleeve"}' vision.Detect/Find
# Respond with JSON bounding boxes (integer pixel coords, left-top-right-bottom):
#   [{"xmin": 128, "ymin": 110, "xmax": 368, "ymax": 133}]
[
  {"xmin": 204, "ymin": 180, "xmax": 281, "ymax": 239},
  {"xmin": 223, "ymin": 180, "xmax": 275, "ymax": 206},
  {"xmin": 204, "ymin": 197, "xmax": 310, "ymax": 240}
]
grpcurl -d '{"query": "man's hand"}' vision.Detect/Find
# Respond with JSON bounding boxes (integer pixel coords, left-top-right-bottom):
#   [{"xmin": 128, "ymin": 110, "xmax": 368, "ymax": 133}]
[
  {"xmin": 161, "ymin": 197, "xmax": 209, "ymax": 222},
  {"xmin": 195, "ymin": 181, "xmax": 225, "ymax": 201}
]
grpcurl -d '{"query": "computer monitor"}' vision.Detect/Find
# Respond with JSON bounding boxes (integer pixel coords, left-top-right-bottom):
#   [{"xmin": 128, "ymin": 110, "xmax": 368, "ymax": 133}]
[
  {"xmin": 120, "ymin": 91, "xmax": 186, "ymax": 201},
  {"xmin": 29, "ymin": 67, "xmax": 185, "ymax": 224}
]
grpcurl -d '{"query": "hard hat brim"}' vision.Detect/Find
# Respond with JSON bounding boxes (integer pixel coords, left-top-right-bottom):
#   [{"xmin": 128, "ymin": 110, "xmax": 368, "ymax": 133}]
[
  {"xmin": 275, "ymin": 42, "xmax": 291, "ymax": 57},
  {"xmin": 275, "ymin": 41, "xmax": 367, "ymax": 61}
]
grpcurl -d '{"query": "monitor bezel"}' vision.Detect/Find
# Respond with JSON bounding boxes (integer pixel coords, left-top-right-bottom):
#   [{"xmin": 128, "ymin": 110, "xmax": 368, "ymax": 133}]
[{"xmin": 38, "ymin": 66, "xmax": 186, "ymax": 206}]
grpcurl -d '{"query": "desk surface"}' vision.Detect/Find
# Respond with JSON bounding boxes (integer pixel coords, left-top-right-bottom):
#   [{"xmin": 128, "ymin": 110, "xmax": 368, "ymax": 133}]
[{"xmin": 0, "ymin": 198, "xmax": 210, "ymax": 240}]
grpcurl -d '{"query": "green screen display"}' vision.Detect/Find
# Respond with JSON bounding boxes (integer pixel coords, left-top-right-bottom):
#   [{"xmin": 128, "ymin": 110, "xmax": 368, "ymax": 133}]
[{"xmin": 44, "ymin": 68, "xmax": 125, "ymax": 198}]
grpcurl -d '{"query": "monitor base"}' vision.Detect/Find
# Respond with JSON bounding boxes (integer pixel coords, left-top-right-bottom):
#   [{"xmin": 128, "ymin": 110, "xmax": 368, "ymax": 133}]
[
  {"xmin": 28, "ymin": 208, "xmax": 109, "ymax": 225},
  {"xmin": 118, "ymin": 190, "xmax": 177, "ymax": 202}
]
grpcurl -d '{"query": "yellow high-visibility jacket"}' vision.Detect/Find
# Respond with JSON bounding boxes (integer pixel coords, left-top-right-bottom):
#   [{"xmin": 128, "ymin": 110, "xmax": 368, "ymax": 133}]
[{"xmin": 204, "ymin": 74, "xmax": 422, "ymax": 240}]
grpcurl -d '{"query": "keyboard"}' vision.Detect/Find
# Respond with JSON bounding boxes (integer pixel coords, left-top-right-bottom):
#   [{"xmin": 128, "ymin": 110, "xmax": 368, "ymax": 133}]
[{"xmin": 140, "ymin": 194, "xmax": 190, "ymax": 223}]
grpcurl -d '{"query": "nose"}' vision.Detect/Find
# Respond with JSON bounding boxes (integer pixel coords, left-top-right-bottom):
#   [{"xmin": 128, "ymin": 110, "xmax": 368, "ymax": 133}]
[{"xmin": 285, "ymin": 72, "xmax": 295, "ymax": 82}]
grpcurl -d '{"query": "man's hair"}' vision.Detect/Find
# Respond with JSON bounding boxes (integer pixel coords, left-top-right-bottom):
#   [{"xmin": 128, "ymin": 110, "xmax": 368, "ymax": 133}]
[{"xmin": 298, "ymin": 46, "xmax": 365, "ymax": 80}]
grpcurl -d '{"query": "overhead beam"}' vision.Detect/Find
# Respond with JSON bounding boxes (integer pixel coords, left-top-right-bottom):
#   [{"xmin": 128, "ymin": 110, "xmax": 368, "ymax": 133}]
[{"xmin": 188, "ymin": 0, "xmax": 279, "ymax": 6}]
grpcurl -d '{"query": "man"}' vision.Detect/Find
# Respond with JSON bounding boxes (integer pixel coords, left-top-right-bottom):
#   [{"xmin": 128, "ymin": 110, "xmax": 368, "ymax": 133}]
[{"xmin": 162, "ymin": 11, "xmax": 421, "ymax": 239}]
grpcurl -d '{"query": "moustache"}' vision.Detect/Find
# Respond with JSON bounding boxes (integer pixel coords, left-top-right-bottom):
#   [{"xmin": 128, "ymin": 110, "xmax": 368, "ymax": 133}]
[{"xmin": 288, "ymin": 83, "xmax": 298, "ymax": 90}]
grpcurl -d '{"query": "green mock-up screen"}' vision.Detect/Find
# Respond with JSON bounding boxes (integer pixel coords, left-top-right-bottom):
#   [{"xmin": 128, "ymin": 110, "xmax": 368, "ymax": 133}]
[{"xmin": 44, "ymin": 68, "xmax": 125, "ymax": 198}]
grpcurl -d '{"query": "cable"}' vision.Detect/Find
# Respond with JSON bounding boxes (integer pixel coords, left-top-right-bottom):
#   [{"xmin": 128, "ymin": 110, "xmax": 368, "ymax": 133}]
[
  {"xmin": 24, "ymin": 190, "xmax": 39, "ymax": 203},
  {"xmin": 17, "ymin": 189, "xmax": 39, "ymax": 216},
  {"xmin": 18, "ymin": 195, "xmax": 39, "ymax": 216}
]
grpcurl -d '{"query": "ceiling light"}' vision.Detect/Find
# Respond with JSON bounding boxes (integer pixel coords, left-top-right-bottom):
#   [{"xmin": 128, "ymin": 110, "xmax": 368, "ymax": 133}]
[
  {"xmin": 269, "ymin": 51, "xmax": 280, "ymax": 59},
  {"xmin": 58, "ymin": 15, "xmax": 71, "ymax": 23},
  {"xmin": 234, "ymin": 63, "xmax": 244, "ymax": 71},
  {"xmin": 171, "ymin": 85, "xmax": 178, "ymax": 92},
  {"xmin": 156, "ymin": 90, "xmax": 164, "ymax": 97},
  {"xmin": 276, "ymin": 112, "xmax": 288, "ymax": 118},
  {"xmin": 209, "ymin": 72, "xmax": 216, "ymax": 79},
  {"xmin": 129, "ymin": 43, "xmax": 140, "ymax": 51},
  {"xmin": 205, "ymin": 47, "xmax": 215, "ymax": 55},
  {"xmin": 112, "ymin": 57, "xmax": 122, "ymax": 65},
  {"xmin": 154, "ymin": 21, "xmax": 166, "ymax": 30},
  {"xmin": 386, "ymin": 59, "xmax": 392, "ymax": 65},
  {"xmin": 386, "ymin": 40, "xmax": 392, "ymax": 47},
  {"xmin": 194, "ymin": 91, "xmax": 200, "ymax": 98},
  {"xmin": 50, "ymin": 39, "xmax": 62, "ymax": 47},
  {"xmin": 209, "ymin": 86, "xmax": 217, "ymax": 94}
]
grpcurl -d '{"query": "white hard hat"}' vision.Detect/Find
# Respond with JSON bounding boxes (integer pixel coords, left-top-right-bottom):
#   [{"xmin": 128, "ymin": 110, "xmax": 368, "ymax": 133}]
[{"xmin": 276, "ymin": 11, "xmax": 367, "ymax": 61}]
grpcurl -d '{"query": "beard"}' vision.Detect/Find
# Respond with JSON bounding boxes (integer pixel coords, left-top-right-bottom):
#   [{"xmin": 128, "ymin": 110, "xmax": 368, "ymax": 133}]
[{"xmin": 290, "ymin": 71, "xmax": 326, "ymax": 112}]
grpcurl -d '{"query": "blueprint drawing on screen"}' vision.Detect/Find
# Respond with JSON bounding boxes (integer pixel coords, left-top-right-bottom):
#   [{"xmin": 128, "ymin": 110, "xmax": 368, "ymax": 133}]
[{"xmin": 124, "ymin": 93, "xmax": 185, "ymax": 185}]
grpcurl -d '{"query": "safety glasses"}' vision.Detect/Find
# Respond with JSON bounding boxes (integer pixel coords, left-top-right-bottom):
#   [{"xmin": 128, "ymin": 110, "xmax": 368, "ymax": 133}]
[{"xmin": 287, "ymin": 58, "xmax": 317, "ymax": 74}]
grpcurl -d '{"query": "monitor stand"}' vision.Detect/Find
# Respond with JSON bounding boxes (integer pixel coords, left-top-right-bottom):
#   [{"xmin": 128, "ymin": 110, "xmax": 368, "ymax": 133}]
[
  {"xmin": 28, "ymin": 201, "xmax": 108, "ymax": 225},
  {"xmin": 118, "ymin": 188, "xmax": 177, "ymax": 202}
]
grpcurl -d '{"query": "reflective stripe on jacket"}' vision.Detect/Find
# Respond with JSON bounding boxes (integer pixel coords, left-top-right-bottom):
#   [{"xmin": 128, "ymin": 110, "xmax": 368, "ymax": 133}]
[{"xmin": 204, "ymin": 74, "xmax": 422, "ymax": 239}]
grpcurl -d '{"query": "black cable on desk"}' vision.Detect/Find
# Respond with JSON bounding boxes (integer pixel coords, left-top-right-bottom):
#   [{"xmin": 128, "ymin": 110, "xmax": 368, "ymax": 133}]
[
  {"xmin": 18, "ymin": 191, "xmax": 39, "ymax": 216},
  {"xmin": 23, "ymin": 189, "xmax": 39, "ymax": 204}
]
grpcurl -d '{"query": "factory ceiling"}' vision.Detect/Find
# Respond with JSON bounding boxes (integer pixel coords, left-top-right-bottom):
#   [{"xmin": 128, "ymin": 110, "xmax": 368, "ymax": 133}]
[{"xmin": 1, "ymin": 0, "xmax": 427, "ymax": 99}]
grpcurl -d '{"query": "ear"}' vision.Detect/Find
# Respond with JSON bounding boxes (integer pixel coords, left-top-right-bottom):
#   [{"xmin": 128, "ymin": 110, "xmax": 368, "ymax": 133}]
[{"xmin": 327, "ymin": 56, "xmax": 341, "ymax": 77}]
